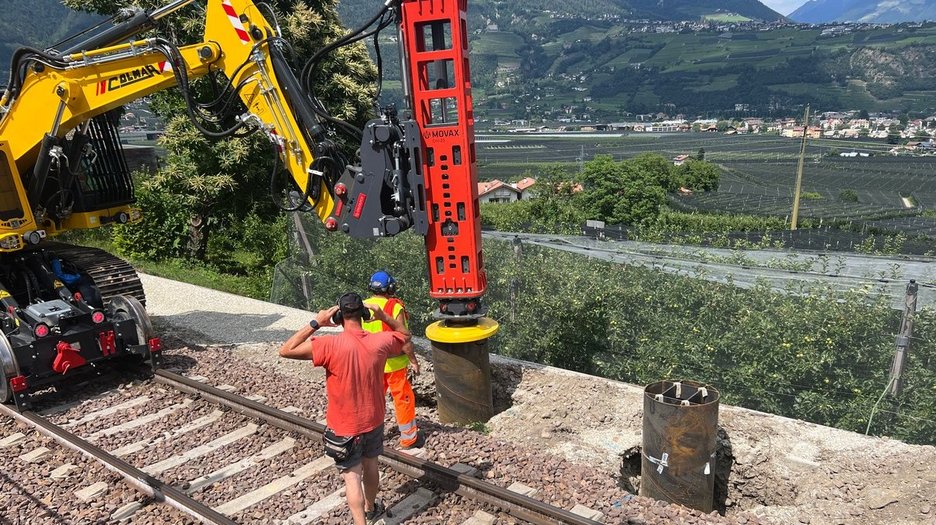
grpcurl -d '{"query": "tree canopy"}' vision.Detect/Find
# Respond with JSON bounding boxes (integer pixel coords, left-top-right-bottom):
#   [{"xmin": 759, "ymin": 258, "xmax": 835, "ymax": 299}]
[{"xmin": 579, "ymin": 153, "xmax": 720, "ymax": 225}]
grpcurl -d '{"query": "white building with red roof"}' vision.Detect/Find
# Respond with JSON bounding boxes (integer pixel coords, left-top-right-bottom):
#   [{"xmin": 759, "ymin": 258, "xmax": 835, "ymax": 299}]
[{"xmin": 477, "ymin": 177, "xmax": 539, "ymax": 203}]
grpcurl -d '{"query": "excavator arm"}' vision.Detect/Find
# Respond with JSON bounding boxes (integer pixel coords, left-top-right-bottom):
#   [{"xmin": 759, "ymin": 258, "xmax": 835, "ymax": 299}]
[
  {"xmin": 0, "ymin": 0, "xmax": 486, "ymax": 318},
  {"xmin": 0, "ymin": 0, "xmax": 494, "ymax": 410},
  {"xmin": 0, "ymin": 0, "xmax": 338, "ymax": 239}
]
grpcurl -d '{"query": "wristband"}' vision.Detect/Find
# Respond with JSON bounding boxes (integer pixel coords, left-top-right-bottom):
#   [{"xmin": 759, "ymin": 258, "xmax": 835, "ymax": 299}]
[{"xmin": 309, "ymin": 319, "xmax": 320, "ymax": 330}]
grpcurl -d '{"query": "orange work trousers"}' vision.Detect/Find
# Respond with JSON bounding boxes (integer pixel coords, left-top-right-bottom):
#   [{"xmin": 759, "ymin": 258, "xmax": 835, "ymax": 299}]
[{"xmin": 383, "ymin": 368, "xmax": 418, "ymax": 446}]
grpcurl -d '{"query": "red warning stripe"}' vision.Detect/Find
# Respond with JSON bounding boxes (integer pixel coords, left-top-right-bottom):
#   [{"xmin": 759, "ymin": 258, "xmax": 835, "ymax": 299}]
[{"xmin": 221, "ymin": 0, "xmax": 251, "ymax": 44}]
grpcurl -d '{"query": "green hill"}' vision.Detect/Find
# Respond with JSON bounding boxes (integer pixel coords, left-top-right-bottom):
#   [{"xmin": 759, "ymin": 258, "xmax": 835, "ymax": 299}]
[
  {"xmin": 503, "ymin": 23, "xmax": 936, "ymax": 117},
  {"xmin": 338, "ymin": 0, "xmax": 784, "ymax": 26},
  {"xmin": 336, "ymin": 2, "xmax": 936, "ymax": 117}
]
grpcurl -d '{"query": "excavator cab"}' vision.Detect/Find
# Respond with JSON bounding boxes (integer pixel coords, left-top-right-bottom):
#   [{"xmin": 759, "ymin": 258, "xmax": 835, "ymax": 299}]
[{"xmin": 69, "ymin": 112, "xmax": 136, "ymax": 215}]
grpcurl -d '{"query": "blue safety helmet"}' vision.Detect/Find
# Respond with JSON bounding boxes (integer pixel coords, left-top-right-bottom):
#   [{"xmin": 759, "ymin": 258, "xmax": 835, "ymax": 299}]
[{"xmin": 368, "ymin": 270, "xmax": 397, "ymax": 295}]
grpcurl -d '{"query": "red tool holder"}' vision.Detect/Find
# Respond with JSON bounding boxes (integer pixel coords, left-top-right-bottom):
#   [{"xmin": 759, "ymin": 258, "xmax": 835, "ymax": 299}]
[{"xmin": 400, "ymin": 0, "xmax": 487, "ymax": 311}]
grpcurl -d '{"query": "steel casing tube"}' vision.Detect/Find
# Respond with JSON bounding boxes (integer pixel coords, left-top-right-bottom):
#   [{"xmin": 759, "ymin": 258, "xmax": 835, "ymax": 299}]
[
  {"xmin": 640, "ymin": 379, "xmax": 720, "ymax": 512},
  {"xmin": 430, "ymin": 339, "xmax": 494, "ymax": 425}
]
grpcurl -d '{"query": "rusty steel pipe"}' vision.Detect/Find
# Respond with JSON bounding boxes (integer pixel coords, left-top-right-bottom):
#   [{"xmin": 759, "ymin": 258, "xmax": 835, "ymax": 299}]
[
  {"xmin": 640, "ymin": 379, "xmax": 720, "ymax": 513},
  {"xmin": 431, "ymin": 338, "xmax": 494, "ymax": 424}
]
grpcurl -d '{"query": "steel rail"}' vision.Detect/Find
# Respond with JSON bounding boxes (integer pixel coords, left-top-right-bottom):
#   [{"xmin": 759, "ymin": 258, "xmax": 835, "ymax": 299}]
[
  {"xmin": 0, "ymin": 403, "xmax": 237, "ymax": 525},
  {"xmin": 155, "ymin": 369, "xmax": 601, "ymax": 525}
]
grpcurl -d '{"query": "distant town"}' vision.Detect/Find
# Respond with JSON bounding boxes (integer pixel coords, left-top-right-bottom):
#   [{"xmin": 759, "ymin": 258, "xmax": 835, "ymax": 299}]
[
  {"xmin": 522, "ymin": 14, "xmax": 932, "ymax": 36},
  {"xmin": 489, "ymin": 110, "xmax": 936, "ymax": 155}
]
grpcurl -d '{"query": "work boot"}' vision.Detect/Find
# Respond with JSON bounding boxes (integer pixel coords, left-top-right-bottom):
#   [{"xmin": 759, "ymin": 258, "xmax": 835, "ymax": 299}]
[{"xmin": 400, "ymin": 429, "xmax": 425, "ymax": 450}]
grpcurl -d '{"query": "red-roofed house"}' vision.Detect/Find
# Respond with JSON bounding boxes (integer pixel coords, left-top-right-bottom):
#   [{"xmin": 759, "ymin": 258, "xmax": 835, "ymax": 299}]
[
  {"xmin": 478, "ymin": 180, "xmax": 521, "ymax": 203},
  {"xmin": 515, "ymin": 177, "xmax": 536, "ymax": 199}
]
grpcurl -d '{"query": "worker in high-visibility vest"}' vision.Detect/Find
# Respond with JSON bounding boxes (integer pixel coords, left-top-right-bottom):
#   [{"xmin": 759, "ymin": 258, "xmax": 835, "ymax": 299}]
[{"xmin": 362, "ymin": 270, "xmax": 425, "ymax": 450}]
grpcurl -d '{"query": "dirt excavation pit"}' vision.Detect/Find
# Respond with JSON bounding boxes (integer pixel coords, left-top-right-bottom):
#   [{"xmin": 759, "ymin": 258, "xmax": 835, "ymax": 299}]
[
  {"xmin": 615, "ymin": 430, "xmax": 799, "ymax": 517},
  {"xmin": 480, "ymin": 357, "xmax": 936, "ymax": 525}
]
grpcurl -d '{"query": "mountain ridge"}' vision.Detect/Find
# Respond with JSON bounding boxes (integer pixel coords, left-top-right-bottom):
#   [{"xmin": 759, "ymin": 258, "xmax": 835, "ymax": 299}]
[
  {"xmin": 333, "ymin": 0, "xmax": 936, "ymax": 117},
  {"xmin": 0, "ymin": 0, "xmax": 100, "ymax": 80},
  {"xmin": 790, "ymin": 0, "xmax": 936, "ymax": 24}
]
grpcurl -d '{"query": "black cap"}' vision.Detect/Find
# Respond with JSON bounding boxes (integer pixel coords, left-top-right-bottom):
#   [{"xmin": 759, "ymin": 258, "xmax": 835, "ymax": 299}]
[{"xmin": 338, "ymin": 292, "xmax": 364, "ymax": 314}]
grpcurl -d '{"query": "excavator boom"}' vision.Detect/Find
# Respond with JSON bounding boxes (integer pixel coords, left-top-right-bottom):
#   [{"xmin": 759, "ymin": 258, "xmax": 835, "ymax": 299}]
[{"xmin": 0, "ymin": 0, "xmax": 491, "ymax": 410}]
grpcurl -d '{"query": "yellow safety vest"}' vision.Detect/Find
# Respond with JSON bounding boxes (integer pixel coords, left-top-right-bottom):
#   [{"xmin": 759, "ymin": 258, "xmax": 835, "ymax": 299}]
[{"xmin": 362, "ymin": 295, "xmax": 410, "ymax": 373}]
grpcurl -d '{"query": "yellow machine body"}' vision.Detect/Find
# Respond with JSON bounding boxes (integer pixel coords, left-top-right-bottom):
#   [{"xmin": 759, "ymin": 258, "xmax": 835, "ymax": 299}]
[{"xmin": 0, "ymin": 0, "xmax": 334, "ymax": 249}]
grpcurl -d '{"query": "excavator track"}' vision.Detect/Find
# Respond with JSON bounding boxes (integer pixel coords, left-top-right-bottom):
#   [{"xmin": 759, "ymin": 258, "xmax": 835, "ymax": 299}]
[{"xmin": 44, "ymin": 242, "xmax": 146, "ymax": 307}]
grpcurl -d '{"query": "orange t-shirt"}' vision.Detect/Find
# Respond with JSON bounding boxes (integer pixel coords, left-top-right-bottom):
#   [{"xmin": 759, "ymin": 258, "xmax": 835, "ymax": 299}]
[{"xmin": 311, "ymin": 327, "xmax": 406, "ymax": 436}]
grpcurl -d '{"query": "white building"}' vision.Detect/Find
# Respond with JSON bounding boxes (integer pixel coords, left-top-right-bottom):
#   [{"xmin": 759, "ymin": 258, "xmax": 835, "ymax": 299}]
[
  {"xmin": 478, "ymin": 180, "xmax": 521, "ymax": 203},
  {"xmin": 478, "ymin": 178, "xmax": 538, "ymax": 203}
]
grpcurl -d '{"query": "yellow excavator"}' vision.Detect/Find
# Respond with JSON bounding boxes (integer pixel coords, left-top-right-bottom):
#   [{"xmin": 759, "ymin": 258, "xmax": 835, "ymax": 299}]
[{"xmin": 0, "ymin": 0, "xmax": 489, "ymax": 409}]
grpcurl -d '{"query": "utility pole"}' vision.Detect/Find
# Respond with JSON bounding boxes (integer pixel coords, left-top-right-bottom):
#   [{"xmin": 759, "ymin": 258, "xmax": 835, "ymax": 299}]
[
  {"xmin": 888, "ymin": 280, "xmax": 919, "ymax": 397},
  {"xmin": 790, "ymin": 104, "xmax": 810, "ymax": 231}
]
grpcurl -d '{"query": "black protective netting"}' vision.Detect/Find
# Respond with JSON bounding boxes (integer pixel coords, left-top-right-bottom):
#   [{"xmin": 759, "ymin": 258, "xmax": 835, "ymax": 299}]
[
  {"xmin": 269, "ymin": 212, "xmax": 433, "ymax": 327},
  {"xmin": 269, "ymin": 218, "xmax": 936, "ymax": 445},
  {"xmin": 588, "ymin": 217, "xmax": 936, "ymax": 256}
]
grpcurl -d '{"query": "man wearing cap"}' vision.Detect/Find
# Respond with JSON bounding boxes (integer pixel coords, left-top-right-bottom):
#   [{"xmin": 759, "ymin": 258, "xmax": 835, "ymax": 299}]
[
  {"xmin": 279, "ymin": 292, "xmax": 410, "ymax": 525},
  {"xmin": 362, "ymin": 270, "xmax": 424, "ymax": 450}
]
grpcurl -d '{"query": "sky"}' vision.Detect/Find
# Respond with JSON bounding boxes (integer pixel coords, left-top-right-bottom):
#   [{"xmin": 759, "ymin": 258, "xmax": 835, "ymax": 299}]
[{"xmin": 760, "ymin": 0, "xmax": 807, "ymax": 15}]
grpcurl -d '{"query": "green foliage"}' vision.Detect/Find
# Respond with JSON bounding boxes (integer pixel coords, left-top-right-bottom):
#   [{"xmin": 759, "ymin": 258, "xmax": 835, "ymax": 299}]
[
  {"xmin": 838, "ymin": 189, "xmax": 860, "ymax": 203},
  {"xmin": 0, "ymin": 0, "xmax": 100, "ymax": 75},
  {"xmin": 480, "ymin": 201, "xmax": 536, "ymax": 232},
  {"xmin": 272, "ymin": 220, "xmax": 435, "ymax": 324},
  {"xmin": 479, "ymin": 164, "xmax": 586, "ymax": 233},
  {"xmin": 523, "ymin": 164, "xmax": 589, "ymax": 229},
  {"xmin": 630, "ymin": 153, "xmax": 680, "ymax": 192},
  {"xmin": 113, "ymin": 181, "xmax": 190, "ymax": 260},
  {"xmin": 852, "ymin": 232, "xmax": 909, "ymax": 256},
  {"xmin": 887, "ymin": 125, "xmax": 902, "ymax": 145},
  {"xmin": 801, "ymin": 191, "xmax": 823, "ymax": 200},
  {"xmin": 580, "ymin": 155, "xmax": 664, "ymax": 225},
  {"xmin": 484, "ymin": 240, "xmax": 936, "ymax": 445},
  {"xmin": 465, "ymin": 421, "xmax": 491, "ymax": 434},
  {"xmin": 579, "ymin": 154, "xmax": 721, "ymax": 225},
  {"xmin": 679, "ymin": 159, "xmax": 720, "ymax": 191},
  {"xmin": 236, "ymin": 210, "xmax": 290, "ymax": 268},
  {"xmin": 643, "ymin": 209, "xmax": 789, "ymax": 234},
  {"xmin": 134, "ymin": 256, "xmax": 273, "ymax": 300},
  {"xmin": 481, "ymin": 155, "xmax": 723, "ymax": 230},
  {"xmin": 281, "ymin": 230, "xmax": 936, "ymax": 445},
  {"xmin": 341, "ymin": 0, "xmax": 783, "ymax": 27},
  {"xmin": 470, "ymin": 18, "xmax": 936, "ymax": 116},
  {"xmin": 480, "ymin": 200, "xmax": 584, "ymax": 234}
]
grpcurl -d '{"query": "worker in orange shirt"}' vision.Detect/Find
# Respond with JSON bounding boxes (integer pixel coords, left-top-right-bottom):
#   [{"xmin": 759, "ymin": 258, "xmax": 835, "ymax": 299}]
[{"xmin": 362, "ymin": 270, "xmax": 425, "ymax": 450}]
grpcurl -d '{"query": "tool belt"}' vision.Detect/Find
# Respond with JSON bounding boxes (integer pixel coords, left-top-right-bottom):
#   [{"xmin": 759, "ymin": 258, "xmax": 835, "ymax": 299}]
[{"xmin": 323, "ymin": 428, "xmax": 361, "ymax": 463}]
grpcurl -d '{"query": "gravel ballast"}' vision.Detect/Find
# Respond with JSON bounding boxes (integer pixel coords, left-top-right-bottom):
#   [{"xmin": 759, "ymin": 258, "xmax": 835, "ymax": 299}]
[{"xmin": 2, "ymin": 273, "xmax": 934, "ymax": 524}]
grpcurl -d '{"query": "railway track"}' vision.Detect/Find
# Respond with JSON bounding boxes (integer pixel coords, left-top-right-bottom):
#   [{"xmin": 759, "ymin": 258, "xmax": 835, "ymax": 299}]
[{"xmin": 0, "ymin": 370, "xmax": 605, "ymax": 524}]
